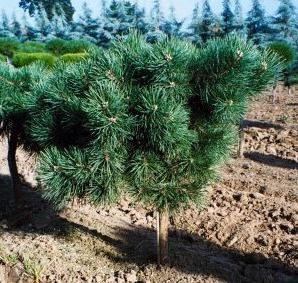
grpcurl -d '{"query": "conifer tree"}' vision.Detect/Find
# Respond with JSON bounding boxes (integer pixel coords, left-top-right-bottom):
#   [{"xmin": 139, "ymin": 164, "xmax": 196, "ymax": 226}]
[
  {"xmin": 35, "ymin": 8, "xmax": 52, "ymax": 40},
  {"xmin": 160, "ymin": 6, "xmax": 184, "ymax": 38},
  {"xmin": 21, "ymin": 14, "xmax": 37, "ymax": 41},
  {"xmin": 199, "ymin": 0, "xmax": 220, "ymax": 42},
  {"xmin": 272, "ymin": 0, "xmax": 298, "ymax": 43},
  {"xmin": 11, "ymin": 13, "xmax": 23, "ymax": 39},
  {"xmin": 221, "ymin": 0, "xmax": 235, "ymax": 35},
  {"xmin": 0, "ymin": 10, "xmax": 12, "ymax": 37},
  {"xmin": 246, "ymin": 0, "xmax": 270, "ymax": 46},
  {"xmin": 234, "ymin": 0, "xmax": 245, "ymax": 35},
  {"xmin": 76, "ymin": 2, "xmax": 100, "ymax": 42},
  {"xmin": 187, "ymin": 2, "xmax": 201, "ymax": 44},
  {"xmin": 0, "ymin": 33, "xmax": 280, "ymax": 264}
]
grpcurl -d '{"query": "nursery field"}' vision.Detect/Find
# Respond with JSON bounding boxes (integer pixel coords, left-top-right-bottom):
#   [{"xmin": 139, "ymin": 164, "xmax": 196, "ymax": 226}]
[{"xmin": 0, "ymin": 88, "xmax": 297, "ymax": 282}]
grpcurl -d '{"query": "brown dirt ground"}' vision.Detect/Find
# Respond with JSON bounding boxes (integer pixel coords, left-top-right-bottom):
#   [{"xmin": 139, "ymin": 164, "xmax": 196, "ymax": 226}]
[{"xmin": 0, "ymin": 87, "xmax": 297, "ymax": 283}]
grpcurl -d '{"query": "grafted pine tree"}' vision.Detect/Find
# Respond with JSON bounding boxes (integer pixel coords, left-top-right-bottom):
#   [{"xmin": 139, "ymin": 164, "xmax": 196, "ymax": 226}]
[
  {"xmin": 5, "ymin": 33, "xmax": 279, "ymax": 264},
  {"xmin": 0, "ymin": 63, "xmax": 47, "ymax": 203}
]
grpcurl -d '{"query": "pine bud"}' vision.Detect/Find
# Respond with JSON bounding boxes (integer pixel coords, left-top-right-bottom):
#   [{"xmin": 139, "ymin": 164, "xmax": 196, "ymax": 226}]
[
  {"xmin": 106, "ymin": 70, "xmax": 116, "ymax": 80},
  {"xmin": 165, "ymin": 53, "xmax": 173, "ymax": 62},
  {"xmin": 236, "ymin": 50, "xmax": 244, "ymax": 60},
  {"xmin": 153, "ymin": 105, "xmax": 158, "ymax": 111},
  {"xmin": 102, "ymin": 101, "xmax": 109, "ymax": 108},
  {"xmin": 104, "ymin": 154, "xmax": 110, "ymax": 161},
  {"xmin": 229, "ymin": 100, "xmax": 234, "ymax": 106},
  {"xmin": 169, "ymin": 81, "xmax": 176, "ymax": 88},
  {"xmin": 109, "ymin": 117, "xmax": 117, "ymax": 123},
  {"xmin": 261, "ymin": 61, "xmax": 268, "ymax": 70}
]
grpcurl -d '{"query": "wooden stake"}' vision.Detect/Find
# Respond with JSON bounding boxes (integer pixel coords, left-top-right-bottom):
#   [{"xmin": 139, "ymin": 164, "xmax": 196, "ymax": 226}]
[
  {"xmin": 237, "ymin": 121, "xmax": 244, "ymax": 158},
  {"xmin": 157, "ymin": 207, "xmax": 169, "ymax": 266},
  {"xmin": 8, "ymin": 126, "xmax": 21, "ymax": 204}
]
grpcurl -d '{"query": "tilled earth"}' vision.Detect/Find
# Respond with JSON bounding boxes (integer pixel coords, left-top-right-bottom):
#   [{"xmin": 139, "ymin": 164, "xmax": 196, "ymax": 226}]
[{"xmin": 0, "ymin": 88, "xmax": 297, "ymax": 283}]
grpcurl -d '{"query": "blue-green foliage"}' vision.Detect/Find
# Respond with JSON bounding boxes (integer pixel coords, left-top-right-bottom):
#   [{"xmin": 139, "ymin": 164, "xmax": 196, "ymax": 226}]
[
  {"xmin": 271, "ymin": 0, "xmax": 298, "ymax": 44},
  {"xmin": 221, "ymin": 0, "xmax": 235, "ymax": 34},
  {"xmin": 0, "ymin": 33, "xmax": 279, "ymax": 210},
  {"xmin": 246, "ymin": 0, "xmax": 270, "ymax": 46}
]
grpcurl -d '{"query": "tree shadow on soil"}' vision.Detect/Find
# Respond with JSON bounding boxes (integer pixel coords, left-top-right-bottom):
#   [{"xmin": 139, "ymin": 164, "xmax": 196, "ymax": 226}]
[
  {"xmin": 244, "ymin": 152, "xmax": 298, "ymax": 170},
  {"xmin": 1, "ymin": 174, "xmax": 298, "ymax": 283},
  {"xmin": 241, "ymin": 119, "xmax": 284, "ymax": 130}
]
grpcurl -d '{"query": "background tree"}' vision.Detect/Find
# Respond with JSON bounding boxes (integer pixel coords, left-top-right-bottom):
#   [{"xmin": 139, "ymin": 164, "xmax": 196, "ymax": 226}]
[
  {"xmin": 75, "ymin": 2, "xmax": 100, "ymax": 42},
  {"xmin": 19, "ymin": 0, "xmax": 75, "ymax": 23},
  {"xmin": 11, "ymin": 13, "xmax": 23, "ymax": 39},
  {"xmin": 186, "ymin": 2, "xmax": 201, "ymax": 44},
  {"xmin": 271, "ymin": 0, "xmax": 298, "ymax": 44},
  {"xmin": 234, "ymin": 0, "xmax": 245, "ymax": 35},
  {"xmin": 0, "ymin": 10, "xmax": 13, "ymax": 37},
  {"xmin": 221, "ymin": 0, "xmax": 235, "ymax": 35},
  {"xmin": 246, "ymin": 0, "xmax": 270, "ymax": 46},
  {"xmin": 160, "ymin": 5, "xmax": 184, "ymax": 38},
  {"xmin": 199, "ymin": 0, "xmax": 219, "ymax": 42}
]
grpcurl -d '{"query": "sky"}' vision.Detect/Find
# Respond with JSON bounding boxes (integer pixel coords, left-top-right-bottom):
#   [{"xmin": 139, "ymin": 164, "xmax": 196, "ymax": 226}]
[{"xmin": 1, "ymin": 0, "xmax": 298, "ymax": 21}]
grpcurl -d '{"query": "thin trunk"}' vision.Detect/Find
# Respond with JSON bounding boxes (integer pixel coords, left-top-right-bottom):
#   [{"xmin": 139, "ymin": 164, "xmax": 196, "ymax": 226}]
[
  {"xmin": 8, "ymin": 126, "xmax": 21, "ymax": 204},
  {"xmin": 272, "ymin": 86, "xmax": 277, "ymax": 103},
  {"xmin": 237, "ymin": 121, "xmax": 244, "ymax": 158},
  {"xmin": 157, "ymin": 207, "xmax": 169, "ymax": 266}
]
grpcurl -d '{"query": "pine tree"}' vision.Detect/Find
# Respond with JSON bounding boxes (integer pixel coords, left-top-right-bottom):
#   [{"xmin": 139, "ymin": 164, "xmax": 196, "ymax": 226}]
[
  {"xmin": 21, "ymin": 14, "xmax": 37, "ymax": 41},
  {"xmin": 0, "ymin": 10, "xmax": 12, "ymax": 37},
  {"xmin": 35, "ymin": 8, "xmax": 52, "ymax": 40},
  {"xmin": 76, "ymin": 2, "xmax": 100, "ymax": 42},
  {"xmin": 0, "ymin": 32, "xmax": 279, "ymax": 264},
  {"xmin": 151, "ymin": 0, "xmax": 163, "ymax": 30},
  {"xmin": 221, "ymin": 0, "xmax": 235, "ymax": 35},
  {"xmin": 272, "ymin": 0, "xmax": 298, "ymax": 43},
  {"xmin": 246, "ymin": 0, "xmax": 270, "ymax": 46},
  {"xmin": 19, "ymin": 0, "xmax": 75, "ymax": 23},
  {"xmin": 234, "ymin": 0, "xmax": 245, "ymax": 35},
  {"xmin": 10, "ymin": 13, "xmax": 22, "ymax": 39},
  {"xmin": 187, "ymin": 2, "xmax": 201, "ymax": 44},
  {"xmin": 160, "ymin": 5, "xmax": 184, "ymax": 37},
  {"xmin": 199, "ymin": 0, "xmax": 221, "ymax": 42},
  {"xmin": 98, "ymin": 0, "xmax": 148, "ymax": 47},
  {"xmin": 50, "ymin": 4, "xmax": 70, "ymax": 39}
]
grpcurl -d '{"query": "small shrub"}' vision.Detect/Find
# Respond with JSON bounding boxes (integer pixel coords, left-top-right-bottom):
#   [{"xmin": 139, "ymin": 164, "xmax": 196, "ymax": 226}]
[
  {"xmin": 18, "ymin": 41, "xmax": 46, "ymax": 53},
  {"xmin": 59, "ymin": 53, "xmax": 88, "ymax": 64},
  {"xmin": 45, "ymin": 38, "xmax": 66, "ymax": 55},
  {"xmin": 0, "ymin": 37, "xmax": 19, "ymax": 57},
  {"xmin": 46, "ymin": 39, "xmax": 94, "ymax": 55},
  {"xmin": 12, "ymin": 52, "xmax": 56, "ymax": 68},
  {"xmin": 268, "ymin": 41, "xmax": 296, "ymax": 66}
]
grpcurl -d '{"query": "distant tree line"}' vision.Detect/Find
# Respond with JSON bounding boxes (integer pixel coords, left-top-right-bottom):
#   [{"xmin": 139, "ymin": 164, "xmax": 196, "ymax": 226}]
[{"xmin": 0, "ymin": 0, "xmax": 297, "ymax": 49}]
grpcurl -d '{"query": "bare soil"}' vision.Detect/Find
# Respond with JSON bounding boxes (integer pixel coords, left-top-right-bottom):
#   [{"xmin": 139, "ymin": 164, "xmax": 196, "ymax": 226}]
[{"xmin": 0, "ymin": 87, "xmax": 297, "ymax": 283}]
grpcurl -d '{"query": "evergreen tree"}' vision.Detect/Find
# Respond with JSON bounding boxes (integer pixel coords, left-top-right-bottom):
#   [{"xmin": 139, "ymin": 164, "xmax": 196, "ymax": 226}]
[
  {"xmin": 76, "ymin": 2, "xmax": 100, "ymax": 42},
  {"xmin": 19, "ymin": 0, "xmax": 75, "ymax": 23},
  {"xmin": 21, "ymin": 14, "xmax": 37, "ymax": 41},
  {"xmin": 50, "ymin": 4, "xmax": 70, "ymax": 39},
  {"xmin": 246, "ymin": 0, "xmax": 270, "ymax": 45},
  {"xmin": 0, "ymin": 32, "xmax": 279, "ymax": 264},
  {"xmin": 272, "ymin": 0, "xmax": 298, "ymax": 43},
  {"xmin": 35, "ymin": 8, "xmax": 52, "ymax": 40},
  {"xmin": 0, "ymin": 10, "xmax": 12, "ymax": 37},
  {"xmin": 98, "ymin": 0, "xmax": 148, "ymax": 47},
  {"xmin": 199, "ymin": 0, "xmax": 221, "ymax": 42},
  {"xmin": 160, "ymin": 5, "xmax": 184, "ymax": 37},
  {"xmin": 151, "ymin": 0, "xmax": 164, "ymax": 30},
  {"xmin": 234, "ymin": 0, "xmax": 245, "ymax": 35},
  {"xmin": 221, "ymin": 0, "xmax": 235, "ymax": 35},
  {"xmin": 187, "ymin": 2, "xmax": 201, "ymax": 44},
  {"xmin": 10, "ymin": 13, "xmax": 22, "ymax": 39}
]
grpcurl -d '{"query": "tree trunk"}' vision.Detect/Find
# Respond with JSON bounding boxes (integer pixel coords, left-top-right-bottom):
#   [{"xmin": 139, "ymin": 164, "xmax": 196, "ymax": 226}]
[
  {"xmin": 8, "ymin": 126, "xmax": 21, "ymax": 204},
  {"xmin": 272, "ymin": 86, "xmax": 277, "ymax": 103},
  {"xmin": 237, "ymin": 121, "xmax": 244, "ymax": 158},
  {"xmin": 157, "ymin": 207, "xmax": 169, "ymax": 266}
]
